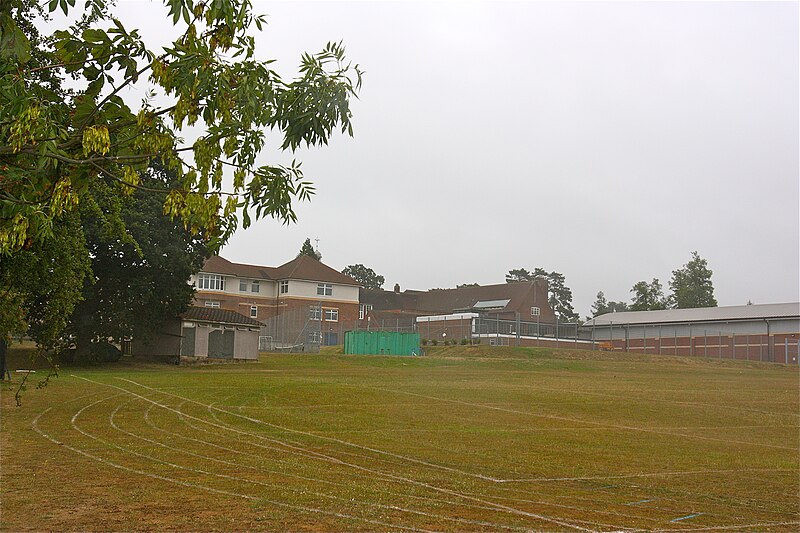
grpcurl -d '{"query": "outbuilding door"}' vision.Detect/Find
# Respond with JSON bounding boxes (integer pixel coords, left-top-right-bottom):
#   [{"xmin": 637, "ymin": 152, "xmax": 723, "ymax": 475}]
[
  {"xmin": 181, "ymin": 327, "xmax": 196, "ymax": 356},
  {"xmin": 208, "ymin": 329, "xmax": 235, "ymax": 358}
]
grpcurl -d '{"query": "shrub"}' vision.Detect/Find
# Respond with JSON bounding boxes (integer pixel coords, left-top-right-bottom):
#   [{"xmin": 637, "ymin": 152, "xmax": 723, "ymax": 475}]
[
  {"xmin": 421, "ymin": 338, "xmax": 429, "ymax": 346},
  {"xmin": 431, "ymin": 339, "xmax": 438, "ymax": 346},
  {"xmin": 474, "ymin": 338, "xmax": 481, "ymax": 345},
  {"xmin": 460, "ymin": 338, "xmax": 468, "ymax": 345}
]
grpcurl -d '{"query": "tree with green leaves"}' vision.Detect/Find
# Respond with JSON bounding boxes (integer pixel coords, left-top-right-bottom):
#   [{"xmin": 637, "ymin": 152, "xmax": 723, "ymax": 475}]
[
  {"xmin": 1, "ymin": 0, "xmax": 361, "ymax": 255},
  {"xmin": 456, "ymin": 283, "xmax": 479, "ymax": 288},
  {"xmin": 342, "ymin": 264, "xmax": 384, "ymax": 289},
  {"xmin": 506, "ymin": 267, "xmax": 578, "ymax": 322},
  {"xmin": 297, "ymin": 238, "xmax": 321, "ymax": 260},
  {"xmin": 0, "ymin": 212, "xmax": 91, "ymax": 350},
  {"xmin": 669, "ymin": 251, "xmax": 717, "ymax": 309},
  {"xmin": 589, "ymin": 291, "xmax": 629, "ymax": 318},
  {"xmin": 629, "ymin": 278, "xmax": 668, "ymax": 311},
  {"xmin": 66, "ymin": 162, "xmax": 209, "ymax": 361}
]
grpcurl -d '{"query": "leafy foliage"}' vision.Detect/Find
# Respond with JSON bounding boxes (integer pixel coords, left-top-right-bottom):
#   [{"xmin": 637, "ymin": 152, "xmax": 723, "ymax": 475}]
[
  {"xmin": 506, "ymin": 267, "xmax": 578, "ymax": 321},
  {"xmin": 669, "ymin": 251, "xmax": 717, "ymax": 309},
  {"xmin": 0, "ymin": 212, "xmax": 91, "ymax": 349},
  {"xmin": 629, "ymin": 278, "xmax": 668, "ymax": 311},
  {"xmin": 297, "ymin": 238, "xmax": 321, "ymax": 260},
  {"xmin": 589, "ymin": 291, "xmax": 629, "ymax": 318},
  {"xmin": 1, "ymin": 0, "xmax": 362, "ymax": 254},
  {"xmin": 66, "ymin": 162, "xmax": 208, "ymax": 361},
  {"xmin": 342, "ymin": 263, "xmax": 384, "ymax": 289}
]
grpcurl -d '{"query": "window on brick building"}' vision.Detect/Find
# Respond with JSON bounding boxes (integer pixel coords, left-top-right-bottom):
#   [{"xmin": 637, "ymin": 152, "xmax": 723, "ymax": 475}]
[
  {"xmin": 250, "ymin": 305, "xmax": 258, "ymax": 318},
  {"xmin": 309, "ymin": 306, "xmax": 321, "ymax": 320},
  {"xmin": 239, "ymin": 280, "xmax": 248, "ymax": 292},
  {"xmin": 324, "ymin": 308, "xmax": 338, "ymax": 322},
  {"xmin": 359, "ymin": 304, "xmax": 373, "ymax": 320},
  {"xmin": 251, "ymin": 280, "xmax": 260, "ymax": 293},
  {"xmin": 204, "ymin": 300, "xmax": 221, "ymax": 308},
  {"xmin": 198, "ymin": 273, "xmax": 225, "ymax": 291},
  {"xmin": 279, "ymin": 280, "xmax": 289, "ymax": 294},
  {"xmin": 317, "ymin": 283, "xmax": 332, "ymax": 296}
]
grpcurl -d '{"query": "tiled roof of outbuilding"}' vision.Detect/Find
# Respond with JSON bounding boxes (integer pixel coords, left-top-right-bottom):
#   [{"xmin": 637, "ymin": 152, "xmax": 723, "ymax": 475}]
[{"xmin": 182, "ymin": 307, "xmax": 263, "ymax": 327}]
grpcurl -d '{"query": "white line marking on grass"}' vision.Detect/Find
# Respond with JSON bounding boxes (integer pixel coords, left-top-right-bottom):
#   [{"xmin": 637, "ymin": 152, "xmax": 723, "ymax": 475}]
[
  {"xmin": 78, "ymin": 397, "xmax": 444, "ymax": 532},
  {"xmin": 82, "ymin": 376, "xmax": 610, "ymax": 532},
  {"xmin": 354, "ymin": 385, "xmax": 798, "ymax": 453},
  {"xmin": 34, "ymin": 407, "xmax": 434, "ymax": 533},
  {"xmin": 652, "ymin": 521, "xmax": 800, "ymax": 532},
  {"xmin": 149, "ymin": 401, "xmax": 565, "ymax": 531},
  {"xmin": 670, "ymin": 513, "xmax": 704, "ymax": 522},
  {"xmin": 116, "ymin": 376, "xmax": 506, "ymax": 482},
  {"xmin": 495, "ymin": 468, "xmax": 797, "ymax": 483},
  {"xmin": 106, "ymin": 399, "xmax": 532, "ymax": 533},
  {"xmin": 518, "ymin": 386, "xmax": 798, "ymax": 419}
]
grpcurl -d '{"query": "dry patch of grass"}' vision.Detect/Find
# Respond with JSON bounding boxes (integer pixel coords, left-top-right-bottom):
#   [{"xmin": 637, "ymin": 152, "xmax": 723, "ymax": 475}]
[{"xmin": 2, "ymin": 347, "xmax": 798, "ymax": 531}]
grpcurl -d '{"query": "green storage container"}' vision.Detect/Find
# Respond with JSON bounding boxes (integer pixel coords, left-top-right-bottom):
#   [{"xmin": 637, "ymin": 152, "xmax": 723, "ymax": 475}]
[{"xmin": 344, "ymin": 331, "xmax": 421, "ymax": 356}]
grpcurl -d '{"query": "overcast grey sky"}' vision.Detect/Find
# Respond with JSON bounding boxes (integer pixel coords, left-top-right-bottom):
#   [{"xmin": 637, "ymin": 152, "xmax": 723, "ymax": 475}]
[{"xmin": 119, "ymin": 1, "xmax": 799, "ymax": 317}]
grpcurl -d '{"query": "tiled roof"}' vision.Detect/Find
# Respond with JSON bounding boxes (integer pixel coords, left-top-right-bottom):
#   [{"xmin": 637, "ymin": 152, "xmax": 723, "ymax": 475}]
[
  {"xmin": 363, "ymin": 281, "xmax": 543, "ymax": 315},
  {"xmin": 273, "ymin": 255, "xmax": 360, "ymax": 286},
  {"xmin": 200, "ymin": 256, "xmax": 276, "ymax": 280},
  {"xmin": 200, "ymin": 255, "xmax": 359, "ymax": 286},
  {"xmin": 586, "ymin": 302, "xmax": 800, "ymax": 326},
  {"xmin": 414, "ymin": 282, "xmax": 539, "ymax": 314},
  {"xmin": 182, "ymin": 307, "xmax": 263, "ymax": 327}
]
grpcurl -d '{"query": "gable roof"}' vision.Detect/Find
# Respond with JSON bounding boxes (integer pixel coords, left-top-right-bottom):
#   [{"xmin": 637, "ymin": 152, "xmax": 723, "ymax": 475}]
[
  {"xmin": 200, "ymin": 256, "xmax": 276, "ymax": 280},
  {"xmin": 182, "ymin": 307, "xmax": 263, "ymax": 327},
  {"xmin": 585, "ymin": 302, "xmax": 800, "ymax": 326},
  {"xmin": 273, "ymin": 255, "xmax": 360, "ymax": 286},
  {"xmin": 199, "ymin": 255, "xmax": 359, "ymax": 286}
]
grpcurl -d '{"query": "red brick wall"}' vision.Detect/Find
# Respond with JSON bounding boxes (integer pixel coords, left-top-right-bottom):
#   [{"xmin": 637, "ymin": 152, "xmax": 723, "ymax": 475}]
[{"xmin": 610, "ymin": 333, "xmax": 799, "ymax": 363}]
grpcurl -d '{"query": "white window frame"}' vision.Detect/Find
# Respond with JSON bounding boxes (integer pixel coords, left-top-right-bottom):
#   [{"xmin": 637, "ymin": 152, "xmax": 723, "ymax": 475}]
[
  {"xmin": 317, "ymin": 283, "xmax": 333, "ymax": 296},
  {"xmin": 323, "ymin": 308, "xmax": 338, "ymax": 322},
  {"xmin": 251, "ymin": 280, "xmax": 260, "ymax": 293},
  {"xmin": 239, "ymin": 280, "xmax": 248, "ymax": 292},
  {"xmin": 309, "ymin": 306, "xmax": 321, "ymax": 321},
  {"xmin": 279, "ymin": 280, "xmax": 289, "ymax": 294},
  {"xmin": 250, "ymin": 305, "xmax": 258, "ymax": 318},
  {"xmin": 308, "ymin": 331, "xmax": 321, "ymax": 343},
  {"xmin": 198, "ymin": 273, "xmax": 225, "ymax": 291},
  {"xmin": 204, "ymin": 300, "xmax": 221, "ymax": 308},
  {"xmin": 359, "ymin": 304, "xmax": 373, "ymax": 320},
  {"xmin": 531, "ymin": 306, "xmax": 541, "ymax": 317}
]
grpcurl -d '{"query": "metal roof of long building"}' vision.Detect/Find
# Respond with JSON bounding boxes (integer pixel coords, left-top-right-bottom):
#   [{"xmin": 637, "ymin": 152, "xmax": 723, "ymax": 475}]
[{"xmin": 585, "ymin": 302, "xmax": 800, "ymax": 326}]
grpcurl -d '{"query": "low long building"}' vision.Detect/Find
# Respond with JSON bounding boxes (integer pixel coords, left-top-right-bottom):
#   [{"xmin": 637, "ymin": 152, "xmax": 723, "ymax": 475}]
[{"xmin": 584, "ymin": 302, "xmax": 800, "ymax": 363}]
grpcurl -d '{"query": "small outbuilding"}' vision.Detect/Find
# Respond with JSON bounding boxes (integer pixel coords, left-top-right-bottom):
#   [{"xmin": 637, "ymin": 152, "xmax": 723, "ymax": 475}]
[
  {"xmin": 344, "ymin": 331, "xmax": 421, "ymax": 356},
  {"xmin": 133, "ymin": 307, "xmax": 262, "ymax": 360}
]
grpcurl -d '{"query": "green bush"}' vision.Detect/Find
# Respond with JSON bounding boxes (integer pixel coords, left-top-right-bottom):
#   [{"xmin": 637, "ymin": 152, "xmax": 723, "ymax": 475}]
[
  {"xmin": 460, "ymin": 338, "xmax": 468, "ymax": 345},
  {"xmin": 431, "ymin": 339, "xmax": 438, "ymax": 346},
  {"xmin": 421, "ymin": 338, "xmax": 429, "ymax": 346}
]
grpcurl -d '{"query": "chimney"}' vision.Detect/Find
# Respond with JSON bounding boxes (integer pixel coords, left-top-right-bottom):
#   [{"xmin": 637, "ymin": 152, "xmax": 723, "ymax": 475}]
[{"xmin": 394, "ymin": 283, "xmax": 400, "ymax": 293}]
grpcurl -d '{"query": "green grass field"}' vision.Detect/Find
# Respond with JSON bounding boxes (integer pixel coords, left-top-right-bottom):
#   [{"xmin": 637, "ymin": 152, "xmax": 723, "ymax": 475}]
[{"xmin": 2, "ymin": 346, "xmax": 798, "ymax": 532}]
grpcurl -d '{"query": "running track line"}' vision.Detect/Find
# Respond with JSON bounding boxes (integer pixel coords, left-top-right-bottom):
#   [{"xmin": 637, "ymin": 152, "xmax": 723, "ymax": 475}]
[
  {"xmin": 78, "ymin": 375, "xmax": 607, "ymax": 532},
  {"xmin": 351, "ymin": 385, "xmax": 798, "ymax": 453},
  {"xmin": 32, "ymin": 405, "xmax": 431, "ymax": 533},
  {"xmin": 95, "ymin": 397, "xmax": 533, "ymax": 533}
]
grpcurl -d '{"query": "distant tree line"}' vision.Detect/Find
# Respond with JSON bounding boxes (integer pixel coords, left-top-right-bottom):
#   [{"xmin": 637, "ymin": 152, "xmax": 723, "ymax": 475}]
[{"xmin": 589, "ymin": 251, "xmax": 717, "ymax": 318}]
